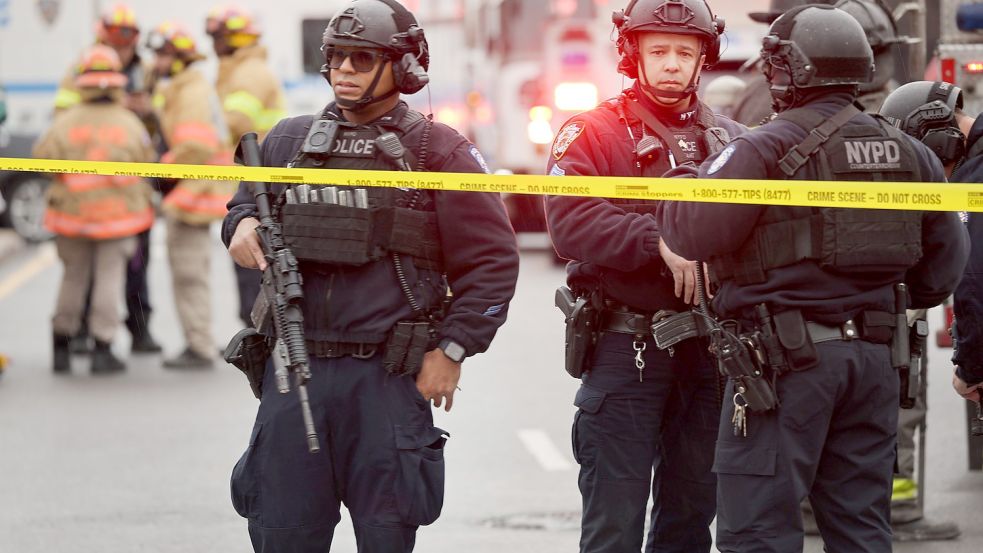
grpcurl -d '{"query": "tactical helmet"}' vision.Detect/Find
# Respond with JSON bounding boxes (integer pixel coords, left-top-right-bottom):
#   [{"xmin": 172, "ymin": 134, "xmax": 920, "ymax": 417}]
[
  {"xmin": 749, "ymin": 0, "xmax": 809, "ymax": 24},
  {"xmin": 322, "ymin": 0, "xmax": 430, "ymax": 96},
  {"xmin": 75, "ymin": 44, "xmax": 128, "ymax": 89},
  {"xmin": 880, "ymin": 81, "xmax": 966, "ymax": 165},
  {"xmin": 832, "ymin": 0, "xmax": 904, "ymax": 92},
  {"xmin": 613, "ymin": 0, "xmax": 726, "ymax": 79},
  {"xmin": 761, "ymin": 5, "xmax": 874, "ymax": 110},
  {"xmin": 206, "ymin": 4, "xmax": 260, "ymax": 49},
  {"xmin": 96, "ymin": 3, "xmax": 140, "ymax": 48}
]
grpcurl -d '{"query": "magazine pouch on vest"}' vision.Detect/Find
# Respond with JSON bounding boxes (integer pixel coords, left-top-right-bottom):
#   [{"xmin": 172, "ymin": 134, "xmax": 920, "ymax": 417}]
[
  {"xmin": 279, "ymin": 110, "xmax": 444, "ymax": 271},
  {"xmin": 710, "ymin": 104, "xmax": 924, "ymax": 286}
]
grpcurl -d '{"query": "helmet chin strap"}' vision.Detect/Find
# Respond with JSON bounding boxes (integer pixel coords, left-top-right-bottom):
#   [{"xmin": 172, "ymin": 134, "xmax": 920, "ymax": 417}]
[
  {"xmin": 636, "ymin": 47, "xmax": 702, "ymax": 107},
  {"xmin": 331, "ymin": 62, "xmax": 399, "ymax": 113}
]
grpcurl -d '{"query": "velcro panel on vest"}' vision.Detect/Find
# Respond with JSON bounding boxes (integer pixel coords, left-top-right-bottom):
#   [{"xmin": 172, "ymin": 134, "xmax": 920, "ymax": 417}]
[
  {"xmin": 820, "ymin": 209, "xmax": 922, "ymax": 270},
  {"xmin": 390, "ymin": 209, "xmax": 444, "ymax": 271},
  {"xmin": 282, "ymin": 203, "xmax": 375, "ymax": 266}
]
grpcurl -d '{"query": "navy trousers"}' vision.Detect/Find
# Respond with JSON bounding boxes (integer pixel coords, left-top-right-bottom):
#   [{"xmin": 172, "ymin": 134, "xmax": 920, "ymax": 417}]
[
  {"xmin": 714, "ymin": 340, "xmax": 898, "ymax": 553},
  {"xmin": 231, "ymin": 354, "xmax": 447, "ymax": 553},
  {"xmin": 573, "ymin": 333, "xmax": 719, "ymax": 553}
]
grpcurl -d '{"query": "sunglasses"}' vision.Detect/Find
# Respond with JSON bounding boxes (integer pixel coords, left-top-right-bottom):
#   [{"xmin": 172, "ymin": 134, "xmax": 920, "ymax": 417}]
[{"xmin": 325, "ymin": 48, "xmax": 384, "ymax": 73}]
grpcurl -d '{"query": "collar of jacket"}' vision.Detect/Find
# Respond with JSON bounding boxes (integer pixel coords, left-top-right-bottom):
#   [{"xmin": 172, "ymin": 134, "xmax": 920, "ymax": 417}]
[
  {"xmin": 323, "ymin": 100, "xmax": 412, "ymax": 129},
  {"xmin": 627, "ymin": 83, "xmax": 699, "ymax": 129}
]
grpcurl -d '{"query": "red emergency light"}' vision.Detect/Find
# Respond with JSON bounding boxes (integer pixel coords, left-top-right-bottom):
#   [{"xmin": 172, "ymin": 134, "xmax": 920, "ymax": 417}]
[
  {"xmin": 966, "ymin": 61, "xmax": 983, "ymax": 74},
  {"xmin": 942, "ymin": 58, "xmax": 957, "ymax": 83}
]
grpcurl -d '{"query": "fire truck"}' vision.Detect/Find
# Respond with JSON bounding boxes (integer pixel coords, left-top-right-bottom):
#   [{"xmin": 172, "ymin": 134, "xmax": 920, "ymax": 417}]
[{"xmin": 934, "ymin": 0, "xmax": 983, "ymax": 114}]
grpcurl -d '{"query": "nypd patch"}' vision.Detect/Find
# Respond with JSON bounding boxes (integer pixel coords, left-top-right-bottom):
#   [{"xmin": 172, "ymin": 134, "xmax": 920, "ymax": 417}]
[
  {"xmin": 469, "ymin": 145, "xmax": 490, "ymax": 174},
  {"xmin": 550, "ymin": 164, "xmax": 566, "ymax": 177},
  {"xmin": 707, "ymin": 144, "xmax": 736, "ymax": 175},
  {"xmin": 552, "ymin": 122, "xmax": 586, "ymax": 161}
]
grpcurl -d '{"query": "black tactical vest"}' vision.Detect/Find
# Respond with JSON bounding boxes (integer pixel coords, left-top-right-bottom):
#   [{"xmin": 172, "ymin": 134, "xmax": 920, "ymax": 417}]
[
  {"xmin": 710, "ymin": 104, "xmax": 924, "ymax": 286},
  {"xmin": 277, "ymin": 107, "xmax": 444, "ymax": 271}
]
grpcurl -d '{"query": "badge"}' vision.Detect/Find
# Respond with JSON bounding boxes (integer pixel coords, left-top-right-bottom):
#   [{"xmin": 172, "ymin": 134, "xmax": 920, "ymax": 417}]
[
  {"xmin": 552, "ymin": 122, "xmax": 586, "ymax": 161},
  {"xmin": 707, "ymin": 144, "xmax": 736, "ymax": 175},
  {"xmin": 469, "ymin": 145, "xmax": 490, "ymax": 174}
]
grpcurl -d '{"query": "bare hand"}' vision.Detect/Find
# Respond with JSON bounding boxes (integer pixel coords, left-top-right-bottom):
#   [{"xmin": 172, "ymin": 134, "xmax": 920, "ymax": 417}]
[
  {"xmin": 229, "ymin": 218, "xmax": 266, "ymax": 270},
  {"xmin": 416, "ymin": 349, "xmax": 462, "ymax": 412},
  {"xmin": 953, "ymin": 370, "xmax": 982, "ymax": 402},
  {"xmin": 659, "ymin": 237, "xmax": 700, "ymax": 305}
]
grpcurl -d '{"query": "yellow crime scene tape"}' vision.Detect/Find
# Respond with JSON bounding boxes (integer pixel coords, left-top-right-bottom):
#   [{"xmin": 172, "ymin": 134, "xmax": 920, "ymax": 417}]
[{"xmin": 1, "ymin": 157, "xmax": 980, "ymax": 212}]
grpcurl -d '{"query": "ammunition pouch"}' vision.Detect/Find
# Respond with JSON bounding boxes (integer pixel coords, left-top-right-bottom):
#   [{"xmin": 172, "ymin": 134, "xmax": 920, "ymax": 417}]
[
  {"xmin": 555, "ymin": 286, "xmax": 599, "ymax": 379},
  {"xmin": 223, "ymin": 328, "xmax": 271, "ymax": 400},
  {"xmin": 281, "ymin": 203, "xmax": 444, "ymax": 271},
  {"xmin": 383, "ymin": 320, "xmax": 434, "ymax": 377}
]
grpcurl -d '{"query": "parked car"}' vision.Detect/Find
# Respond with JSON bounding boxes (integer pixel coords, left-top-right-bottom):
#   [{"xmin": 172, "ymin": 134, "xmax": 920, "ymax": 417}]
[{"xmin": 0, "ymin": 86, "xmax": 52, "ymax": 243}]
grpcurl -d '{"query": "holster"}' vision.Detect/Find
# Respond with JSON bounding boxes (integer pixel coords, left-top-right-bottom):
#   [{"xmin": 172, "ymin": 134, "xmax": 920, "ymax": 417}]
[
  {"xmin": 771, "ymin": 309, "xmax": 819, "ymax": 372},
  {"xmin": 713, "ymin": 330, "xmax": 780, "ymax": 413},
  {"xmin": 223, "ymin": 328, "xmax": 271, "ymax": 400},
  {"xmin": 383, "ymin": 321, "xmax": 433, "ymax": 377},
  {"xmin": 555, "ymin": 286, "xmax": 598, "ymax": 379},
  {"xmin": 901, "ymin": 319, "xmax": 928, "ymax": 409}
]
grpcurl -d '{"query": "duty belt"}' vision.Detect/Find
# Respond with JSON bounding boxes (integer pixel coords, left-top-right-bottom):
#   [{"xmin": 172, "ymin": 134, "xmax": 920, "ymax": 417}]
[
  {"xmin": 599, "ymin": 309, "xmax": 653, "ymax": 335},
  {"xmin": 306, "ymin": 340, "xmax": 380, "ymax": 359},
  {"xmin": 805, "ymin": 314, "xmax": 893, "ymax": 345}
]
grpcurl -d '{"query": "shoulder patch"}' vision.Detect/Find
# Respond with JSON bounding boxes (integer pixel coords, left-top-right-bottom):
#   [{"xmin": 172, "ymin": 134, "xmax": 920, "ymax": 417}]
[
  {"xmin": 550, "ymin": 164, "xmax": 566, "ymax": 177},
  {"xmin": 552, "ymin": 122, "xmax": 586, "ymax": 161},
  {"xmin": 469, "ymin": 145, "xmax": 491, "ymax": 174},
  {"xmin": 707, "ymin": 144, "xmax": 736, "ymax": 176}
]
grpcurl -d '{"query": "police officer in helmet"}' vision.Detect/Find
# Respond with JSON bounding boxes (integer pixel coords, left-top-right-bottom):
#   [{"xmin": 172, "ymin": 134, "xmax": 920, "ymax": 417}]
[
  {"xmin": 658, "ymin": 6, "xmax": 968, "ymax": 551},
  {"xmin": 224, "ymin": 1, "xmax": 520, "ymax": 551},
  {"xmin": 545, "ymin": 1, "xmax": 744, "ymax": 551},
  {"xmin": 882, "ymin": 81, "xmax": 983, "ymax": 404}
]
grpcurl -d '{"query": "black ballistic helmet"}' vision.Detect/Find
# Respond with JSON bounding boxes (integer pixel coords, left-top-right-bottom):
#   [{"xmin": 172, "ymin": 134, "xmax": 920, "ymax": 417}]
[
  {"xmin": 831, "ymin": 0, "xmax": 904, "ymax": 92},
  {"xmin": 761, "ymin": 5, "xmax": 874, "ymax": 111},
  {"xmin": 749, "ymin": 0, "xmax": 809, "ymax": 24},
  {"xmin": 321, "ymin": 0, "xmax": 430, "ymax": 109},
  {"xmin": 613, "ymin": 0, "xmax": 726, "ymax": 78},
  {"xmin": 880, "ymin": 81, "xmax": 967, "ymax": 165}
]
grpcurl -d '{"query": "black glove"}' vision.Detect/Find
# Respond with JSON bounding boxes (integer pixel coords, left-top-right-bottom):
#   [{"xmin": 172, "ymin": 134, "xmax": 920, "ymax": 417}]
[{"xmin": 662, "ymin": 162, "xmax": 700, "ymax": 179}]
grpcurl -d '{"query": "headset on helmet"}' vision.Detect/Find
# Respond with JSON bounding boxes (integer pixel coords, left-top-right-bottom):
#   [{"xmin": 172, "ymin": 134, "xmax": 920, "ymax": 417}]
[
  {"xmin": 612, "ymin": 0, "xmax": 725, "ymax": 80},
  {"xmin": 321, "ymin": 0, "xmax": 430, "ymax": 98},
  {"xmin": 761, "ymin": 5, "xmax": 873, "ymax": 111},
  {"xmin": 880, "ymin": 81, "xmax": 967, "ymax": 165}
]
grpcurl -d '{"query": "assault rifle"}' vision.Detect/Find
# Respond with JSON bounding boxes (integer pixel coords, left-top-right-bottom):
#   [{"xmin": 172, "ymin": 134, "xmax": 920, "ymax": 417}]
[{"xmin": 238, "ymin": 132, "xmax": 320, "ymax": 454}]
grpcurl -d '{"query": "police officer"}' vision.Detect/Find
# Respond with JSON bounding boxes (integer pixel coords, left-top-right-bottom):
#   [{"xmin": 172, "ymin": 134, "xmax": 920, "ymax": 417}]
[
  {"xmin": 224, "ymin": 1, "xmax": 519, "ymax": 551},
  {"xmin": 545, "ymin": 1, "xmax": 744, "ymax": 551},
  {"xmin": 732, "ymin": 0, "xmax": 903, "ymax": 126},
  {"xmin": 657, "ymin": 7, "xmax": 969, "ymax": 552},
  {"xmin": 881, "ymin": 81, "xmax": 983, "ymax": 404}
]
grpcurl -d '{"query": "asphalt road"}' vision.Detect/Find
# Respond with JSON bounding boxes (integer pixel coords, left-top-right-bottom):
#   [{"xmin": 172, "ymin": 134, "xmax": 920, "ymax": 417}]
[{"xmin": 0, "ymin": 226, "xmax": 980, "ymax": 552}]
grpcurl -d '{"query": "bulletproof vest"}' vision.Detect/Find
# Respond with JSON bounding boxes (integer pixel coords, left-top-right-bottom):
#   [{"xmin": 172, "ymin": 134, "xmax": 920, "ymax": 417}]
[
  {"xmin": 710, "ymin": 104, "xmax": 924, "ymax": 286},
  {"xmin": 277, "ymin": 107, "xmax": 444, "ymax": 271},
  {"xmin": 609, "ymin": 95, "xmax": 728, "ymax": 216}
]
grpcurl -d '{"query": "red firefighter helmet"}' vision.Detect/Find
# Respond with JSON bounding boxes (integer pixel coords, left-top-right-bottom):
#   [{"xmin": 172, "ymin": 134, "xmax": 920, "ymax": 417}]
[
  {"xmin": 146, "ymin": 21, "xmax": 206, "ymax": 61},
  {"xmin": 206, "ymin": 4, "xmax": 261, "ymax": 47}
]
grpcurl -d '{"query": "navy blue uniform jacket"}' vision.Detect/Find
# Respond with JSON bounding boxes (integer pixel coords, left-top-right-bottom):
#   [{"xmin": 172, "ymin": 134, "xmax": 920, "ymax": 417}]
[
  {"xmin": 545, "ymin": 88, "xmax": 746, "ymax": 311},
  {"xmin": 223, "ymin": 102, "xmax": 520, "ymax": 357},
  {"xmin": 953, "ymin": 116, "xmax": 983, "ymax": 385},
  {"xmin": 657, "ymin": 93, "xmax": 969, "ymax": 322}
]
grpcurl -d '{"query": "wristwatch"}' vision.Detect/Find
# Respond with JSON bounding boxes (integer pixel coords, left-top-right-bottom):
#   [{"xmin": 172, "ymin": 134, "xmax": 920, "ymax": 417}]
[{"xmin": 439, "ymin": 339, "xmax": 467, "ymax": 363}]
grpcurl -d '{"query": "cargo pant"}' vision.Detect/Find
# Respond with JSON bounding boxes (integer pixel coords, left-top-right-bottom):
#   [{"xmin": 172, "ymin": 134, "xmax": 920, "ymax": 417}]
[
  {"xmin": 714, "ymin": 340, "xmax": 898, "ymax": 553},
  {"xmin": 573, "ymin": 333, "xmax": 719, "ymax": 553},
  {"xmin": 165, "ymin": 217, "xmax": 213, "ymax": 358},
  {"xmin": 231, "ymin": 353, "xmax": 447, "ymax": 553},
  {"xmin": 53, "ymin": 235, "xmax": 136, "ymax": 342}
]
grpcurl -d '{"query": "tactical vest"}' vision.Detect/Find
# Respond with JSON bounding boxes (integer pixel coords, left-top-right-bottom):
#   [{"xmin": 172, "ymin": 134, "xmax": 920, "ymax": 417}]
[
  {"xmin": 277, "ymin": 108, "xmax": 444, "ymax": 272},
  {"xmin": 609, "ymin": 94, "xmax": 729, "ymax": 216},
  {"xmin": 710, "ymin": 104, "xmax": 924, "ymax": 286}
]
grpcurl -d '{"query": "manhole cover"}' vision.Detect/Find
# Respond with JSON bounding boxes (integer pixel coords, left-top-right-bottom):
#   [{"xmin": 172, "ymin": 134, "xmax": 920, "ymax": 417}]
[{"xmin": 481, "ymin": 511, "xmax": 580, "ymax": 531}]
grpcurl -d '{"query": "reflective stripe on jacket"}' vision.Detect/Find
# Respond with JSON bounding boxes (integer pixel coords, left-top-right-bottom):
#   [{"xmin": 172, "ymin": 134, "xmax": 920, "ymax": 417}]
[{"xmin": 216, "ymin": 44, "xmax": 286, "ymax": 142}]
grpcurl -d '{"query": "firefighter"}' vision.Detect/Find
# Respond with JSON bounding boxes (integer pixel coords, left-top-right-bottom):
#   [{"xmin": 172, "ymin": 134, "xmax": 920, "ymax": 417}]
[
  {"xmin": 224, "ymin": 0, "xmax": 519, "ymax": 550},
  {"xmin": 206, "ymin": 4, "xmax": 287, "ymax": 328},
  {"xmin": 33, "ymin": 45, "xmax": 156, "ymax": 375},
  {"xmin": 54, "ymin": 3, "xmax": 164, "ymax": 355},
  {"xmin": 544, "ymin": 1, "xmax": 745, "ymax": 551},
  {"xmin": 657, "ymin": 7, "xmax": 968, "ymax": 551},
  {"xmin": 147, "ymin": 22, "xmax": 232, "ymax": 369}
]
